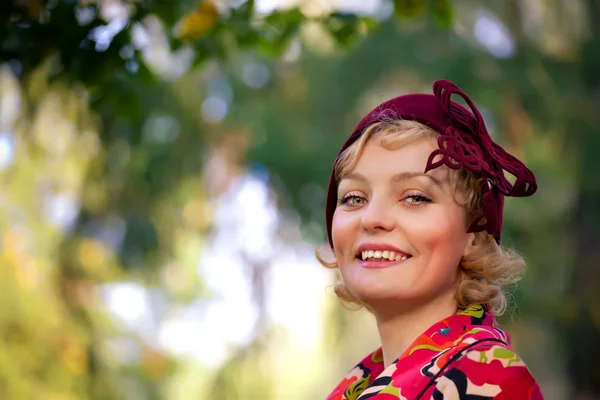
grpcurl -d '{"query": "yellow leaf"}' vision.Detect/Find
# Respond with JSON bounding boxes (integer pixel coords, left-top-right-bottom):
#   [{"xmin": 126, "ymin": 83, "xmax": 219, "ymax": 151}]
[
  {"xmin": 182, "ymin": 196, "xmax": 211, "ymax": 229},
  {"xmin": 141, "ymin": 348, "xmax": 172, "ymax": 380},
  {"xmin": 176, "ymin": 1, "xmax": 220, "ymax": 40},
  {"xmin": 14, "ymin": 258, "xmax": 40, "ymax": 291},
  {"xmin": 78, "ymin": 239, "xmax": 108, "ymax": 273},
  {"xmin": 59, "ymin": 336, "xmax": 88, "ymax": 376}
]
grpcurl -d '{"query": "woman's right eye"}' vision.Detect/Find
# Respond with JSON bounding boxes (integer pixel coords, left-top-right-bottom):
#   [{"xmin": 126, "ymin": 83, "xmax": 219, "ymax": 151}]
[{"xmin": 339, "ymin": 194, "xmax": 366, "ymax": 207}]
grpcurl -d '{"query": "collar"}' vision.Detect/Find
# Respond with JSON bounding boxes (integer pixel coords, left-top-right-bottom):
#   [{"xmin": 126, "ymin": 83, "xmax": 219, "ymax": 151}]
[{"xmin": 326, "ymin": 305, "xmax": 509, "ymax": 400}]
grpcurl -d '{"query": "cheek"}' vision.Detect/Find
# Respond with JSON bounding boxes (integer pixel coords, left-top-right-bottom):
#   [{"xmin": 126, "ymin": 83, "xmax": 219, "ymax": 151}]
[
  {"xmin": 331, "ymin": 211, "xmax": 358, "ymax": 261},
  {"xmin": 407, "ymin": 208, "xmax": 467, "ymax": 254}
]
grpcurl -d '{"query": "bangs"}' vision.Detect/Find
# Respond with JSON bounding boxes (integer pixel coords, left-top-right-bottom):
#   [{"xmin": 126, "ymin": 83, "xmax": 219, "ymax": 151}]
[{"xmin": 334, "ymin": 120, "xmax": 439, "ymax": 181}]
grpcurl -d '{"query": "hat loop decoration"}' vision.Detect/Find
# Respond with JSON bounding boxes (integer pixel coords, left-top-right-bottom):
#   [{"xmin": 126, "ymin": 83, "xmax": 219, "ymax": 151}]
[
  {"xmin": 429, "ymin": 80, "xmax": 537, "ymax": 198},
  {"xmin": 324, "ymin": 80, "xmax": 537, "ymax": 247},
  {"xmin": 423, "ymin": 80, "xmax": 537, "ymax": 241}
]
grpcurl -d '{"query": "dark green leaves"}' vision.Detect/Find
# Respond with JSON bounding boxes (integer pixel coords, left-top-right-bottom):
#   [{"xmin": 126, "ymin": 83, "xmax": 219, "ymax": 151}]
[
  {"xmin": 432, "ymin": 0, "xmax": 455, "ymax": 28},
  {"xmin": 393, "ymin": 0, "xmax": 455, "ymax": 28},
  {"xmin": 393, "ymin": 0, "xmax": 429, "ymax": 20}
]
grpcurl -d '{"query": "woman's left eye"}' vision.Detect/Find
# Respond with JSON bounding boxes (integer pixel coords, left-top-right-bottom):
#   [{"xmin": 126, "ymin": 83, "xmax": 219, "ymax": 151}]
[
  {"xmin": 340, "ymin": 194, "xmax": 365, "ymax": 206},
  {"xmin": 404, "ymin": 194, "xmax": 432, "ymax": 205}
]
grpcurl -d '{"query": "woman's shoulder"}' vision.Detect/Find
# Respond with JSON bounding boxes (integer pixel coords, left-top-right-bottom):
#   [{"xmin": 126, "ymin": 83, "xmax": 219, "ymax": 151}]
[{"xmin": 432, "ymin": 341, "xmax": 544, "ymax": 399}]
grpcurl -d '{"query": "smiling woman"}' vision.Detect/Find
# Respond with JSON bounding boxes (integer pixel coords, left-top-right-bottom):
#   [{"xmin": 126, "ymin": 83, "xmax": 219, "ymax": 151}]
[
  {"xmin": 320, "ymin": 119, "xmax": 524, "ymax": 317},
  {"xmin": 317, "ymin": 81, "xmax": 544, "ymax": 399}
]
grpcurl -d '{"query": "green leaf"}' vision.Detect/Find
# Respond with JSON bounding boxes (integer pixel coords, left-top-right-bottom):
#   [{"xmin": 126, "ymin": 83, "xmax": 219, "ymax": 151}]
[
  {"xmin": 432, "ymin": 0, "xmax": 455, "ymax": 28},
  {"xmin": 264, "ymin": 8, "xmax": 304, "ymax": 27},
  {"xmin": 146, "ymin": 0, "xmax": 199, "ymax": 26},
  {"xmin": 324, "ymin": 14, "xmax": 371, "ymax": 49},
  {"xmin": 393, "ymin": 0, "xmax": 428, "ymax": 20}
]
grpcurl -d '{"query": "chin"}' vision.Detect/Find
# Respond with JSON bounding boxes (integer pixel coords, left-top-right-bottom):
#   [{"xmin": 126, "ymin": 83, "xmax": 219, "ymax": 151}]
[
  {"xmin": 350, "ymin": 283, "xmax": 420, "ymax": 305},
  {"xmin": 350, "ymin": 281, "xmax": 455, "ymax": 312}
]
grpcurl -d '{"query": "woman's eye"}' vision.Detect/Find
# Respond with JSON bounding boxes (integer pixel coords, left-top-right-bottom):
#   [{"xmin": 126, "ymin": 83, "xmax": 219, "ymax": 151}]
[
  {"xmin": 404, "ymin": 194, "xmax": 432, "ymax": 205},
  {"xmin": 339, "ymin": 195, "xmax": 365, "ymax": 207}
]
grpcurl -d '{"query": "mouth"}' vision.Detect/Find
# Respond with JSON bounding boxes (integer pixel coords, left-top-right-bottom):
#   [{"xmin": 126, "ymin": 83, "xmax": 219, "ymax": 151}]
[
  {"xmin": 355, "ymin": 243, "xmax": 413, "ymax": 266},
  {"xmin": 357, "ymin": 250, "xmax": 411, "ymax": 262}
]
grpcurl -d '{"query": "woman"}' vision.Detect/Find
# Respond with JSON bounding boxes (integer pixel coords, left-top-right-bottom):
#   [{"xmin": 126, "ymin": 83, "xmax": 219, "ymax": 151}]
[{"xmin": 319, "ymin": 80, "xmax": 544, "ymax": 399}]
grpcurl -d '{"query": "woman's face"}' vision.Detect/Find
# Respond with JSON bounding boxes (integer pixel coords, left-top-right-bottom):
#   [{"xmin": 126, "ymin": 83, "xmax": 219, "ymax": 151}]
[{"xmin": 331, "ymin": 136, "xmax": 474, "ymax": 312}]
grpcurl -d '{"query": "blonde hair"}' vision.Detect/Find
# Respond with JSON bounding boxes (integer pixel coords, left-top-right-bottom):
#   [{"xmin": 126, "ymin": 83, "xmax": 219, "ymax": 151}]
[{"xmin": 317, "ymin": 119, "xmax": 525, "ymax": 316}]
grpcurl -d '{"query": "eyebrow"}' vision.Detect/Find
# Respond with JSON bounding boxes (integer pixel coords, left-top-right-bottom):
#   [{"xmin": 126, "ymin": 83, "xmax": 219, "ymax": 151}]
[{"xmin": 339, "ymin": 171, "xmax": 444, "ymax": 187}]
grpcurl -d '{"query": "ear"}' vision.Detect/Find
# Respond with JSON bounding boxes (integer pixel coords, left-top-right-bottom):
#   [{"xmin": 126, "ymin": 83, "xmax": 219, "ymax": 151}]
[{"xmin": 462, "ymin": 232, "xmax": 481, "ymax": 260}]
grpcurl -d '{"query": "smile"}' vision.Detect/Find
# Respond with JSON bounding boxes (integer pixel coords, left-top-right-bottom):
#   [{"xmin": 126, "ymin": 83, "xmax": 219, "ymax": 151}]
[
  {"xmin": 355, "ymin": 243, "xmax": 413, "ymax": 268},
  {"xmin": 359, "ymin": 250, "xmax": 409, "ymax": 262}
]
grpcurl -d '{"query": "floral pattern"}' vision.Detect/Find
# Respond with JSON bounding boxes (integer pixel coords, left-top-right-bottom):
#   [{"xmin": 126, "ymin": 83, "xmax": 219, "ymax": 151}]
[{"xmin": 326, "ymin": 305, "xmax": 544, "ymax": 399}]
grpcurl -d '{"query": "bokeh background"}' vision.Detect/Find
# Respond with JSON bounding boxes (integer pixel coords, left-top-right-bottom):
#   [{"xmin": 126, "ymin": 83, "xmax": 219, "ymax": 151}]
[{"xmin": 1, "ymin": 0, "xmax": 599, "ymax": 399}]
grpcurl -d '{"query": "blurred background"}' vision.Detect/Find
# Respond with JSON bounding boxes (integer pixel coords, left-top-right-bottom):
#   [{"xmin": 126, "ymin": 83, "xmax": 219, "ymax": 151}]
[{"xmin": 1, "ymin": 0, "xmax": 599, "ymax": 399}]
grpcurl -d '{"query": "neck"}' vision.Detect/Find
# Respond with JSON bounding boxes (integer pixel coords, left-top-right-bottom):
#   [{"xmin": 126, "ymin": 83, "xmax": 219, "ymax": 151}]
[{"xmin": 373, "ymin": 294, "xmax": 458, "ymax": 368}]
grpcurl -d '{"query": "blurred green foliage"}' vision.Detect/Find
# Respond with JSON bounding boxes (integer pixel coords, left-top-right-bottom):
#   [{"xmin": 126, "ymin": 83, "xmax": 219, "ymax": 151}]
[{"xmin": 0, "ymin": 0, "xmax": 599, "ymax": 399}]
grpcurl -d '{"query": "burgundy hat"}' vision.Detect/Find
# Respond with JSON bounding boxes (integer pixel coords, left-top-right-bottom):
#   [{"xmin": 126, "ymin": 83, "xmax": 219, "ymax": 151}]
[{"xmin": 325, "ymin": 80, "xmax": 537, "ymax": 247}]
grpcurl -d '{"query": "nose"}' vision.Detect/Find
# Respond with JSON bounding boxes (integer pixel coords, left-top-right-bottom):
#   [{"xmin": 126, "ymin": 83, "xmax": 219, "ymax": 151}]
[{"xmin": 361, "ymin": 197, "xmax": 395, "ymax": 233}]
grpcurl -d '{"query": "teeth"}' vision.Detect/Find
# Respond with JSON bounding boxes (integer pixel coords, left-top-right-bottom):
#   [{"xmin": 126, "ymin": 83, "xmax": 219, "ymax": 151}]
[{"xmin": 360, "ymin": 250, "xmax": 410, "ymax": 261}]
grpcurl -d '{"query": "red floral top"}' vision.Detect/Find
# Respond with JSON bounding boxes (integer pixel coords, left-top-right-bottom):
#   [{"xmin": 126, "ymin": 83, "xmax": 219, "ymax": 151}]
[{"xmin": 326, "ymin": 305, "xmax": 544, "ymax": 399}]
